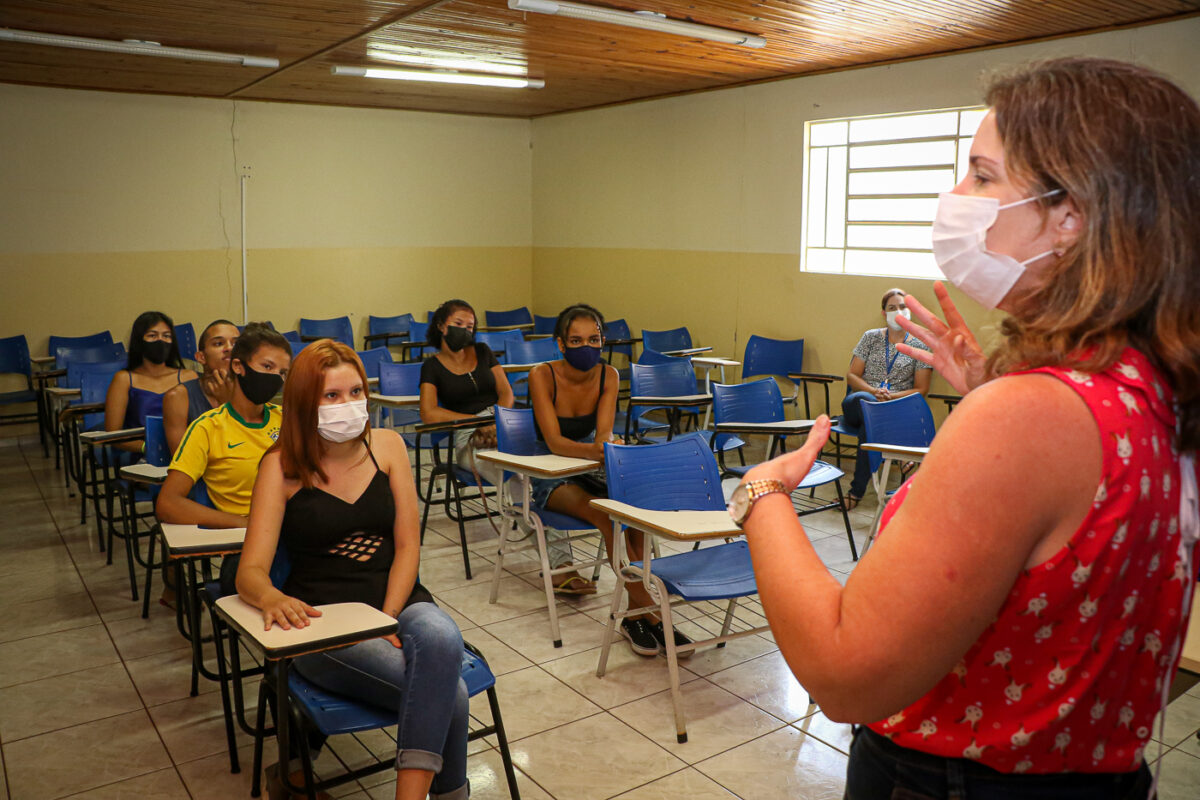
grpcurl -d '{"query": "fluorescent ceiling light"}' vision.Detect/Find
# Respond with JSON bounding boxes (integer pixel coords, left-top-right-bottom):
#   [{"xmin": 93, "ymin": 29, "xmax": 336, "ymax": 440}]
[
  {"xmin": 366, "ymin": 44, "xmax": 527, "ymax": 76},
  {"xmin": 332, "ymin": 65, "xmax": 544, "ymax": 89},
  {"xmin": 0, "ymin": 27, "xmax": 279, "ymax": 67},
  {"xmin": 508, "ymin": 0, "xmax": 766, "ymax": 48}
]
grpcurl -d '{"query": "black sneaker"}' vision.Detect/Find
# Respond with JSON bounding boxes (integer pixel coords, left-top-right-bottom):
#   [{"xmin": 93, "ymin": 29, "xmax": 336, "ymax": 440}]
[
  {"xmin": 649, "ymin": 621, "xmax": 694, "ymax": 659},
  {"xmin": 621, "ymin": 617, "xmax": 661, "ymax": 656}
]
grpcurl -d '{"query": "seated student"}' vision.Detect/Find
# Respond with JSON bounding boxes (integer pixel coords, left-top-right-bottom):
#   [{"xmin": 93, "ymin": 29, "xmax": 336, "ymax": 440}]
[
  {"xmin": 238, "ymin": 341, "xmax": 467, "ymax": 800},
  {"xmin": 419, "ymin": 298, "xmax": 587, "ymax": 590},
  {"xmin": 104, "ymin": 311, "xmax": 199, "ymax": 452},
  {"xmin": 161, "ymin": 319, "xmax": 240, "ymax": 455},
  {"xmin": 528, "ymin": 303, "xmax": 692, "ymax": 655},
  {"xmin": 156, "ymin": 323, "xmax": 292, "ymax": 528}
]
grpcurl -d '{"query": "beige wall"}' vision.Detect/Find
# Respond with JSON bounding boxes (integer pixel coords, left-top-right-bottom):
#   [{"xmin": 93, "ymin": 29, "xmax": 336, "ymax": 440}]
[
  {"xmin": 529, "ymin": 17, "xmax": 1200, "ymax": 415},
  {"xmin": 0, "ymin": 85, "xmax": 534, "ymax": 354}
]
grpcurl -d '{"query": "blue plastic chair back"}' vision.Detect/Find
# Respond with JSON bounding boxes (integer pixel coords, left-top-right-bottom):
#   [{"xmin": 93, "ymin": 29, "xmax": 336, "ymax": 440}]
[
  {"xmin": 48, "ymin": 331, "xmax": 112, "ymax": 357},
  {"xmin": 299, "ymin": 316, "xmax": 354, "ymax": 348},
  {"xmin": 712, "ymin": 379, "xmax": 784, "ymax": 425},
  {"xmin": 0, "ymin": 335, "xmax": 32, "ymax": 379},
  {"xmin": 368, "ymin": 314, "xmax": 413, "ymax": 348},
  {"xmin": 280, "ymin": 330, "xmax": 306, "ymax": 353},
  {"xmin": 742, "ymin": 335, "xmax": 804, "ymax": 386},
  {"xmin": 407, "ymin": 321, "xmax": 432, "ymax": 360},
  {"xmin": 66, "ymin": 358, "xmax": 125, "ymax": 391},
  {"xmin": 56, "ymin": 343, "xmax": 126, "ymax": 372},
  {"xmin": 604, "ymin": 435, "xmax": 725, "ymax": 511},
  {"xmin": 174, "ymin": 323, "xmax": 198, "ymax": 361},
  {"xmin": 533, "ymin": 315, "xmax": 557, "ymax": 336},
  {"xmin": 476, "ymin": 330, "xmax": 522, "ymax": 363},
  {"xmin": 504, "ymin": 337, "xmax": 561, "ymax": 365},
  {"xmin": 642, "ymin": 327, "xmax": 692, "ymax": 354},
  {"xmin": 356, "ymin": 347, "xmax": 393, "ymax": 381},
  {"xmin": 79, "ymin": 369, "xmax": 120, "ymax": 430},
  {"xmin": 484, "ymin": 307, "xmax": 533, "ymax": 328},
  {"xmin": 494, "ymin": 406, "xmax": 551, "ymax": 457},
  {"xmin": 144, "ymin": 415, "xmax": 170, "ymax": 466},
  {"xmin": 603, "ymin": 318, "xmax": 634, "ymax": 361},
  {"xmin": 378, "ymin": 362, "xmax": 422, "ymax": 396},
  {"xmin": 636, "ymin": 348, "xmax": 676, "ymax": 366},
  {"xmin": 630, "ymin": 360, "xmax": 696, "ymax": 398},
  {"xmin": 860, "ymin": 394, "xmax": 937, "ymax": 472}
]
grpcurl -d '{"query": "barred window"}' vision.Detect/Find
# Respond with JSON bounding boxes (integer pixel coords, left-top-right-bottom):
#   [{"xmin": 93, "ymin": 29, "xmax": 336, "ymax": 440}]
[{"xmin": 800, "ymin": 106, "xmax": 987, "ymax": 279}]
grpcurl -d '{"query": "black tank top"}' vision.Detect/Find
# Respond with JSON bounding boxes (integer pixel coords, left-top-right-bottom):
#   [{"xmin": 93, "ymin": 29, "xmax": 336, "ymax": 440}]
[
  {"xmin": 280, "ymin": 444, "xmax": 431, "ymax": 610},
  {"xmin": 534, "ymin": 364, "xmax": 607, "ymax": 443}
]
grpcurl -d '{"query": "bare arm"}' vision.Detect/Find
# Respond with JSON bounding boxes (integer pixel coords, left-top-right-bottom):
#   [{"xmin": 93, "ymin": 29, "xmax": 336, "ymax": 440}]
[
  {"xmin": 492, "ymin": 364, "xmax": 515, "ymax": 409},
  {"xmin": 845, "ymin": 356, "xmax": 873, "ymax": 394},
  {"xmin": 162, "ymin": 384, "xmax": 189, "ymax": 456},
  {"xmin": 741, "ymin": 374, "xmax": 1100, "ymax": 722},
  {"xmin": 529, "ymin": 364, "xmax": 605, "ymax": 461},
  {"xmin": 155, "ymin": 469, "xmax": 249, "ymax": 528},
  {"xmin": 377, "ymin": 430, "xmax": 422, "ymax": 647},
  {"xmin": 594, "ymin": 364, "xmax": 620, "ymax": 444},
  {"xmin": 236, "ymin": 451, "xmax": 321, "ymax": 631}
]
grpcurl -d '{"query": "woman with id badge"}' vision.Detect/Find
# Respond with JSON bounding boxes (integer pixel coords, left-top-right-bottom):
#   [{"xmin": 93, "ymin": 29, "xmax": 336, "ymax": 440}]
[{"xmin": 841, "ymin": 288, "xmax": 932, "ymax": 509}]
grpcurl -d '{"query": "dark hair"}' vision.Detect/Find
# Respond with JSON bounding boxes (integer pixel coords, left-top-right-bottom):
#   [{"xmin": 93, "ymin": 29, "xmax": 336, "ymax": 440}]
[
  {"xmin": 199, "ymin": 319, "xmax": 238, "ymax": 350},
  {"xmin": 983, "ymin": 57, "xmax": 1200, "ymax": 450},
  {"xmin": 428, "ymin": 299, "xmax": 475, "ymax": 349},
  {"xmin": 127, "ymin": 311, "xmax": 183, "ymax": 370},
  {"xmin": 231, "ymin": 322, "xmax": 292, "ymax": 368},
  {"xmin": 554, "ymin": 303, "xmax": 606, "ymax": 343},
  {"xmin": 881, "ymin": 288, "xmax": 905, "ymax": 310}
]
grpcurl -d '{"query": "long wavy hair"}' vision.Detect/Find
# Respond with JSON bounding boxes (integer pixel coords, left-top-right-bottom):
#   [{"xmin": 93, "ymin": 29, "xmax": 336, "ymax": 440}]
[
  {"xmin": 984, "ymin": 57, "xmax": 1200, "ymax": 450},
  {"xmin": 272, "ymin": 339, "xmax": 370, "ymax": 488}
]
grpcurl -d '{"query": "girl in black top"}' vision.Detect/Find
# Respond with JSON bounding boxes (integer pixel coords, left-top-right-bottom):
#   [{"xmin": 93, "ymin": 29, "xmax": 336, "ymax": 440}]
[
  {"xmin": 238, "ymin": 341, "xmax": 467, "ymax": 800},
  {"xmin": 529, "ymin": 304, "xmax": 692, "ymax": 657}
]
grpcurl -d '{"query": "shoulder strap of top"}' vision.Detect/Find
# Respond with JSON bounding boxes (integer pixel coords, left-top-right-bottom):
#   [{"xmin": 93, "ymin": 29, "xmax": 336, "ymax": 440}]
[
  {"xmin": 365, "ymin": 440, "xmax": 382, "ymax": 471},
  {"xmin": 176, "ymin": 369, "xmax": 184, "ymax": 385}
]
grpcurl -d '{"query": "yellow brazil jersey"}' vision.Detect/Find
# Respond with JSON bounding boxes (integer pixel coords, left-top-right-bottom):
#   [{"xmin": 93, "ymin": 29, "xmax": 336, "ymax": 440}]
[{"xmin": 169, "ymin": 402, "xmax": 281, "ymax": 516}]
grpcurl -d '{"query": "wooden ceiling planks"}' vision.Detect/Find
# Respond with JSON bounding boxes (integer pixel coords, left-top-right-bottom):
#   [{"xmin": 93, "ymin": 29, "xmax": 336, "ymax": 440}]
[{"xmin": 1, "ymin": 0, "xmax": 1196, "ymax": 116}]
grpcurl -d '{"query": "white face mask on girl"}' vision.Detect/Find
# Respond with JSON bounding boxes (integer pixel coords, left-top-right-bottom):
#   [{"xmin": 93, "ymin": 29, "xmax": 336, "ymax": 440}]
[
  {"xmin": 317, "ymin": 399, "xmax": 369, "ymax": 443},
  {"xmin": 931, "ymin": 189, "xmax": 1063, "ymax": 309},
  {"xmin": 885, "ymin": 309, "xmax": 911, "ymax": 331}
]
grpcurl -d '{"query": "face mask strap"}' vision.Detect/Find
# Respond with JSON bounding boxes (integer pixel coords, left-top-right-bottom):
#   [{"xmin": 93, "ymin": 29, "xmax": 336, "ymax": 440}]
[{"xmin": 998, "ymin": 187, "xmax": 1064, "ymax": 211}]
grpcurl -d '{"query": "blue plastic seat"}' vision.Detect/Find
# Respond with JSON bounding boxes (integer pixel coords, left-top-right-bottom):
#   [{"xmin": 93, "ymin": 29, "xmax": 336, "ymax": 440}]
[
  {"xmin": 600, "ymin": 434, "xmax": 782, "ymax": 742},
  {"xmin": 532, "ymin": 314, "xmax": 557, "ymax": 336},
  {"xmin": 642, "ymin": 326, "xmax": 692, "ymax": 354},
  {"xmin": 860, "ymin": 393, "xmax": 937, "ymax": 549},
  {"xmin": 741, "ymin": 335, "xmax": 805, "ymax": 405},
  {"xmin": 48, "ymin": 331, "xmax": 113, "ymax": 358},
  {"xmin": 484, "ymin": 307, "xmax": 533, "ymax": 328},
  {"xmin": 279, "ymin": 330, "xmax": 307, "ymax": 353},
  {"xmin": 366, "ymin": 313, "xmax": 413, "ymax": 349},
  {"xmin": 406, "ymin": 320, "xmax": 432, "ymax": 361},
  {"xmin": 503, "ymin": 338, "xmax": 562, "ymax": 402},
  {"xmin": 491, "ymin": 406, "xmax": 607, "ymax": 647},
  {"xmin": 355, "ymin": 346, "xmax": 393, "ymax": 382},
  {"xmin": 299, "ymin": 316, "xmax": 354, "ymax": 347},
  {"xmin": 712, "ymin": 379, "xmax": 858, "ymax": 559},
  {"xmin": 628, "ymin": 360, "xmax": 741, "ymax": 453},
  {"xmin": 55, "ymin": 342, "xmax": 126, "ymax": 369}
]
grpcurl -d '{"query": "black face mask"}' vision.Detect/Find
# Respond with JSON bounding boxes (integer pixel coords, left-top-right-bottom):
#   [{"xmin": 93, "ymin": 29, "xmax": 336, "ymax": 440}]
[
  {"xmin": 443, "ymin": 325, "xmax": 474, "ymax": 353},
  {"xmin": 235, "ymin": 361, "xmax": 283, "ymax": 405},
  {"xmin": 142, "ymin": 339, "xmax": 172, "ymax": 365}
]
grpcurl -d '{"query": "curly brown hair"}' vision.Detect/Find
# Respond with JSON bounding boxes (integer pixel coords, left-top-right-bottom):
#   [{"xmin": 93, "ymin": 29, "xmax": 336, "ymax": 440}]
[{"xmin": 984, "ymin": 57, "xmax": 1200, "ymax": 450}]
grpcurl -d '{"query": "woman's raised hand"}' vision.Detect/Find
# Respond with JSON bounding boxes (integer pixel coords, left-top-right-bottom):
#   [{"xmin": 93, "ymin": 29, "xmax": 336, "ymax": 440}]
[
  {"xmin": 896, "ymin": 282, "xmax": 991, "ymax": 395},
  {"xmin": 259, "ymin": 591, "xmax": 323, "ymax": 631}
]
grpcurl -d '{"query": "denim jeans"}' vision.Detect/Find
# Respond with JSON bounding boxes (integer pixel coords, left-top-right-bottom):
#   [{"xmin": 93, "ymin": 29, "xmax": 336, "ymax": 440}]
[
  {"xmin": 841, "ymin": 391, "xmax": 876, "ymax": 498},
  {"xmin": 293, "ymin": 602, "xmax": 469, "ymax": 800},
  {"xmin": 845, "ymin": 726, "xmax": 1153, "ymax": 800}
]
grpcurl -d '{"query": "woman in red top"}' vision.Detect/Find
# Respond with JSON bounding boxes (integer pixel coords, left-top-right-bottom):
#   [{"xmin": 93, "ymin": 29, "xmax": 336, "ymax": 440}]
[{"xmin": 737, "ymin": 58, "xmax": 1199, "ymax": 798}]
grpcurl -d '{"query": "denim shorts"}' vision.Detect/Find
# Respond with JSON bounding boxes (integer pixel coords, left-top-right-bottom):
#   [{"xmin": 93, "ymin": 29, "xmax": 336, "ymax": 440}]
[
  {"xmin": 845, "ymin": 725, "xmax": 1153, "ymax": 800},
  {"xmin": 530, "ymin": 471, "xmax": 608, "ymax": 509}
]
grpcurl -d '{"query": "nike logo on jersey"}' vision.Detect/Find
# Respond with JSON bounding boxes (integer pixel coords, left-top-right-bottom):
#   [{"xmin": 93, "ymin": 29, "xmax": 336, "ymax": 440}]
[{"xmin": 228, "ymin": 442, "xmax": 245, "ymax": 449}]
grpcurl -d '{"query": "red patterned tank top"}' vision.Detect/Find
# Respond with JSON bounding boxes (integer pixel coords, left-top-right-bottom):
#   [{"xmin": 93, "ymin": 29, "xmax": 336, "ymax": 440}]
[{"xmin": 868, "ymin": 348, "xmax": 1195, "ymax": 774}]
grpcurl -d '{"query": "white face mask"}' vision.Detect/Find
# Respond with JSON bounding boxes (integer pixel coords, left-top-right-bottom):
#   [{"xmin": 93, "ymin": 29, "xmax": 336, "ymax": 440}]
[
  {"xmin": 317, "ymin": 399, "xmax": 369, "ymax": 443},
  {"xmin": 885, "ymin": 308, "xmax": 910, "ymax": 331},
  {"xmin": 931, "ymin": 190, "xmax": 1063, "ymax": 309}
]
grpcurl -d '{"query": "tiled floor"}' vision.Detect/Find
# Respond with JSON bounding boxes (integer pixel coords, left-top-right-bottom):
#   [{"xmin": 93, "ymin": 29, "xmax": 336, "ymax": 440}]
[{"xmin": 1, "ymin": 431, "xmax": 1199, "ymax": 799}]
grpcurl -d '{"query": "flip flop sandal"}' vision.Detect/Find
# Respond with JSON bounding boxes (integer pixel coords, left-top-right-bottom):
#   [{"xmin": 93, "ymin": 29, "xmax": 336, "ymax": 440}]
[
  {"xmin": 840, "ymin": 494, "xmax": 861, "ymax": 511},
  {"xmin": 553, "ymin": 575, "xmax": 598, "ymax": 595}
]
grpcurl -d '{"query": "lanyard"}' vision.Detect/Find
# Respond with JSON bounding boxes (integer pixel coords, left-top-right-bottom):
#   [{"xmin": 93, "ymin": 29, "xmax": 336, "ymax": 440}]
[{"xmin": 884, "ymin": 333, "xmax": 905, "ymax": 377}]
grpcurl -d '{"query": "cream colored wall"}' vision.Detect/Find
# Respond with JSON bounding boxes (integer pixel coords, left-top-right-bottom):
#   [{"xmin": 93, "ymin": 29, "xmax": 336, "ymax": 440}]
[
  {"xmin": 530, "ymin": 17, "xmax": 1200, "ymax": 416},
  {"xmin": 0, "ymin": 85, "xmax": 533, "ymax": 355}
]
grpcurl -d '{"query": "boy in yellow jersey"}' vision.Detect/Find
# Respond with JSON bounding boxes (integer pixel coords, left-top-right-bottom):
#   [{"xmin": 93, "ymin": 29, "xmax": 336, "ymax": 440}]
[{"xmin": 156, "ymin": 323, "xmax": 292, "ymax": 528}]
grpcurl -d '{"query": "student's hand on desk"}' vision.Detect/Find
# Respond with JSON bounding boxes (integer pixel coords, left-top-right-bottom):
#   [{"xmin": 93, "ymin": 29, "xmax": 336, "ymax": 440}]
[
  {"xmin": 260, "ymin": 593, "xmax": 322, "ymax": 631},
  {"xmin": 897, "ymin": 282, "xmax": 990, "ymax": 395},
  {"xmin": 744, "ymin": 416, "xmax": 832, "ymax": 492}
]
